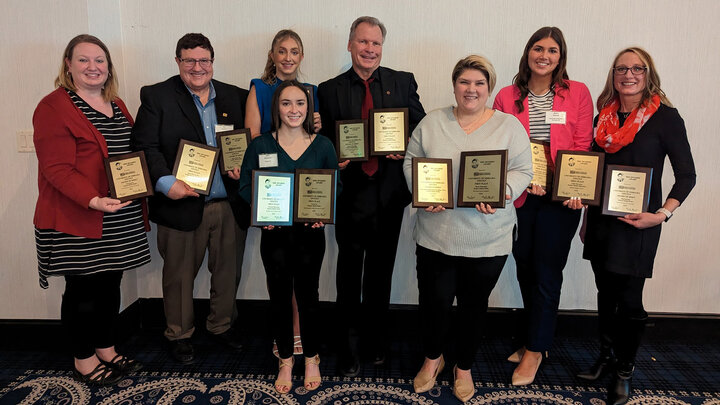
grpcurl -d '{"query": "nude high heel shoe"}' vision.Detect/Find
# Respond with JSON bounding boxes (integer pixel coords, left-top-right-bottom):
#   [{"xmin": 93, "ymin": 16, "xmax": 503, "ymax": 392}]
[
  {"xmin": 413, "ymin": 355, "xmax": 444, "ymax": 393},
  {"xmin": 511, "ymin": 351, "xmax": 543, "ymax": 386},
  {"xmin": 304, "ymin": 354, "xmax": 321, "ymax": 391},
  {"xmin": 507, "ymin": 346, "xmax": 526, "ymax": 363},
  {"xmin": 274, "ymin": 357, "xmax": 294, "ymax": 394},
  {"xmin": 453, "ymin": 366, "xmax": 475, "ymax": 403}
]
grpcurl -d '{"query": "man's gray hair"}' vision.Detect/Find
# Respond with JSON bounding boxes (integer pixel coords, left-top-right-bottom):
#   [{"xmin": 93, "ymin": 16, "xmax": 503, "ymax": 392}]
[{"xmin": 349, "ymin": 16, "xmax": 387, "ymax": 43}]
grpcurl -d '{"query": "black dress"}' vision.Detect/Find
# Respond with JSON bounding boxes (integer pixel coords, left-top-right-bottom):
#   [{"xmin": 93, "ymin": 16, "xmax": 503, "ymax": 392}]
[{"xmin": 583, "ymin": 104, "xmax": 696, "ymax": 278}]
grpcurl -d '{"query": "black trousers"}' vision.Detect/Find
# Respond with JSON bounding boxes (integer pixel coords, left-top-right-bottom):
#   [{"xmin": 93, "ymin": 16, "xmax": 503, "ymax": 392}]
[
  {"xmin": 513, "ymin": 194, "xmax": 581, "ymax": 352},
  {"xmin": 260, "ymin": 225, "xmax": 325, "ymax": 359},
  {"xmin": 62, "ymin": 271, "xmax": 123, "ymax": 359},
  {"xmin": 335, "ymin": 195, "xmax": 405, "ymax": 355},
  {"xmin": 416, "ymin": 245, "xmax": 507, "ymax": 370},
  {"xmin": 591, "ymin": 261, "xmax": 647, "ymax": 364}
]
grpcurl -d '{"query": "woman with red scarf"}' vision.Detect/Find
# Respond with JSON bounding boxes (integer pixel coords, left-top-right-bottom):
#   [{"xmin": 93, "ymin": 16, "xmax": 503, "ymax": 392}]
[{"xmin": 580, "ymin": 47, "xmax": 696, "ymax": 405}]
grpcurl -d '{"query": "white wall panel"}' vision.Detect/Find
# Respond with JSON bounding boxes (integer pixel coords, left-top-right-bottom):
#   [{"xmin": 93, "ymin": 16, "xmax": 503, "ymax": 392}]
[{"xmin": 2, "ymin": 0, "xmax": 718, "ymax": 319}]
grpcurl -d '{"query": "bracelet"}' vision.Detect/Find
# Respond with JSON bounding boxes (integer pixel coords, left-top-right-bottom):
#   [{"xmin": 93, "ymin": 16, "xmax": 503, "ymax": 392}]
[{"xmin": 655, "ymin": 207, "xmax": 673, "ymax": 222}]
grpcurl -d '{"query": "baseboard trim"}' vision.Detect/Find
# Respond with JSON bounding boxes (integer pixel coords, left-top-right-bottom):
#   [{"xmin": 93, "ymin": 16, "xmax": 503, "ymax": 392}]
[{"xmin": 2, "ymin": 298, "xmax": 718, "ymax": 350}]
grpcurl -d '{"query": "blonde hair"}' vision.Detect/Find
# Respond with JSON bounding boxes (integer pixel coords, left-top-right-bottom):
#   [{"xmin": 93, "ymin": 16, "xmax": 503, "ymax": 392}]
[
  {"xmin": 261, "ymin": 29, "xmax": 304, "ymax": 85},
  {"xmin": 55, "ymin": 34, "xmax": 118, "ymax": 102},
  {"xmin": 451, "ymin": 54, "xmax": 497, "ymax": 93},
  {"xmin": 596, "ymin": 47, "xmax": 671, "ymax": 110}
]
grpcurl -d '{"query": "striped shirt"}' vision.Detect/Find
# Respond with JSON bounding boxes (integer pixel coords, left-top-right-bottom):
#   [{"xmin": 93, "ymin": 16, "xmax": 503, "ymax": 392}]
[
  {"xmin": 35, "ymin": 90, "xmax": 150, "ymax": 288},
  {"xmin": 528, "ymin": 89, "xmax": 554, "ymax": 142}
]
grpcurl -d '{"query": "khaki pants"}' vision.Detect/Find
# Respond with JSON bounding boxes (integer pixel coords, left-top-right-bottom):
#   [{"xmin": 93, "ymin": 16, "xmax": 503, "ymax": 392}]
[{"xmin": 157, "ymin": 200, "xmax": 246, "ymax": 340}]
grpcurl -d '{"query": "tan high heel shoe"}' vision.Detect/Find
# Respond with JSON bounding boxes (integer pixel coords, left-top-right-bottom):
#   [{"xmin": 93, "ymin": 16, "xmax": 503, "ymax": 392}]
[
  {"xmin": 275, "ymin": 356, "xmax": 294, "ymax": 394},
  {"xmin": 413, "ymin": 355, "xmax": 445, "ymax": 393},
  {"xmin": 453, "ymin": 366, "xmax": 475, "ymax": 403},
  {"xmin": 304, "ymin": 354, "xmax": 321, "ymax": 391},
  {"xmin": 511, "ymin": 350, "xmax": 543, "ymax": 386},
  {"xmin": 507, "ymin": 346, "xmax": 526, "ymax": 363}
]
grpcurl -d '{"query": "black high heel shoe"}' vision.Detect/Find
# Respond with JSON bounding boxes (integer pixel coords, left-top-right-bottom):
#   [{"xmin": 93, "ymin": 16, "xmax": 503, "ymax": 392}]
[
  {"xmin": 577, "ymin": 346, "xmax": 615, "ymax": 381},
  {"xmin": 101, "ymin": 354, "xmax": 144, "ymax": 374},
  {"xmin": 73, "ymin": 363, "xmax": 122, "ymax": 386}
]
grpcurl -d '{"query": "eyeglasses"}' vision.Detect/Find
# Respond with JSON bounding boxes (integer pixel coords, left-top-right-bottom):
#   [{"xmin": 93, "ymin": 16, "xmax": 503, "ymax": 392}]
[
  {"xmin": 179, "ymin": 58, "xmax": 214, "ymax": 68},
  {"xmin": 613, "ymin": 65, "xmax": 647, "ymax": 75}
]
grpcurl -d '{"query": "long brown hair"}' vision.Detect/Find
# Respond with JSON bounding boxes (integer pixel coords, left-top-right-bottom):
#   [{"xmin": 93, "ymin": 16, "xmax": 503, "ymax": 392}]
[
  {"xmin": 55, "ymin": 34, "xmax": 118, "ymax": 102},
  {"xmin": 512, "ymin": 27, "xmax": 569, "ymax": 113},
  {"xmin": 260, "ymin": 30, "xmax": 304, "ymax": 85},
  {"xmin": 596, "ymin": 47, "xmax": 672, "ymax": 111}
]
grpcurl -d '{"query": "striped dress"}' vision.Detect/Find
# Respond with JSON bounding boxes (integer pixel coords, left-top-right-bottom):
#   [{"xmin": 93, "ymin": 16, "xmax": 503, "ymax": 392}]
[
  {"xmin": 527, "ymin": 89, "xmax": 554, "ymax": 141},
  {"xmin": 35, "ymin": 90, "xmax": 151, "ymax": 288}
]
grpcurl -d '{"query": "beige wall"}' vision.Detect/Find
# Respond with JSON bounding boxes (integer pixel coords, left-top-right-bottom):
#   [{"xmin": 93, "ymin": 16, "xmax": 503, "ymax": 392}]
[{"xmin": 2, "ymin": 0, "xmax": 717, "ymax": 319}]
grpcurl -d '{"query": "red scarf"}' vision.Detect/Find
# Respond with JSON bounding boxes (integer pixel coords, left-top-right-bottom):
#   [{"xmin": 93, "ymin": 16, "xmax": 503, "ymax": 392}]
[{"xmin": 595, "ymin": 94, "xmax": 661, "ymax": 153}]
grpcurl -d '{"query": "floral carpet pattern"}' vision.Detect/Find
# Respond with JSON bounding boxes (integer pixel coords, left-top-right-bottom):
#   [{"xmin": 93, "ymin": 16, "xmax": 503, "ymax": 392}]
[{"xmin": 2, "ymin": 370, "xmax": 718, "ymax": 404}]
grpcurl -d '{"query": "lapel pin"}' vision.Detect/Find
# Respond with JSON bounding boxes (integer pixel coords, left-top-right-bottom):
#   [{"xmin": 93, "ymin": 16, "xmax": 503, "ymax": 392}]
[
  {"xmin": 222, "ymin": 113, "xmax": 228, "ymax": 117},
  {"xmin": 386, "ymin": 91, "xmax": 391, "ymax": 95}
]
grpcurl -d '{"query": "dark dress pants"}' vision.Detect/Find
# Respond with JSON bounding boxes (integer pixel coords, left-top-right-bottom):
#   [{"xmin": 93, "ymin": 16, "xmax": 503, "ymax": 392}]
[
  {"xmin": 335, "ymin": 182, "xmax": 405, "ymax": 357},
  {"xmin": 513, "ymin": 194, "xmax": 581, "ymax": 352}
]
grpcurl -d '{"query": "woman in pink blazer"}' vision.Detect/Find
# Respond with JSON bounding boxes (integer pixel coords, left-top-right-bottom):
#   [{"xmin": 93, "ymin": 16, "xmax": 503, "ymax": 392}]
[{"xmin": 492, "ymin": 26, "xmax": 593, "ymax": 386}]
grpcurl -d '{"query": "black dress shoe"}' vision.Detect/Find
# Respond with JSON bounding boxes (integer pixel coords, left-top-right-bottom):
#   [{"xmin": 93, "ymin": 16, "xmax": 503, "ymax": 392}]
[
  {"xmin": 73, "ymin": 363, "xmax": 123, "ymax": 386},
  {"xmin": 212, "ymin": 328, "xmax": 243, "ymax": 350},
  {"xmin": 339, "ymin": 354, "xmax": 360, "ymax": 377},
  {"xmin": 169, "ymin": 338, "xmax": 195, "ymax": 364}
]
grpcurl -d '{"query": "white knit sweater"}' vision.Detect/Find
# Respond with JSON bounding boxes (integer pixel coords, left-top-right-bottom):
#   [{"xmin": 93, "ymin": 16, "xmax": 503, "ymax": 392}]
[{"xmin": 403, "ymin": 106, "xmax": 532, "ymax": 258}]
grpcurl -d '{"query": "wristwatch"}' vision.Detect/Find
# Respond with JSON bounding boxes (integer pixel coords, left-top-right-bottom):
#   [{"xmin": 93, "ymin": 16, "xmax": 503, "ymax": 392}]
[{"xmin": 656, "ymin": 207, "xmax": 673, "ymax": 222}]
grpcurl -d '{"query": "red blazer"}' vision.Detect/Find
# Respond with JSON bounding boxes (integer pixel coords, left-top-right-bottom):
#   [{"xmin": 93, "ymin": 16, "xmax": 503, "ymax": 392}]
[
  {"xmin": 33, "ymin": 87, "xmax": 149, "ymax": 238},
  {"xmin": 492, "ymin": 80, "xmax": 594, "ymax": 207}
]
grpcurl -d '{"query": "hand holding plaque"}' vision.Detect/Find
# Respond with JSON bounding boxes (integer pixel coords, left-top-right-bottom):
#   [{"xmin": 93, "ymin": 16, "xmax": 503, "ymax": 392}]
[
  {"xmin": 412, "ymin": 157, "xmax": 453, "ymax": 209},
  {"xmin": 294, "ymin": 169, "xmax": 337, "ymax": 223},
  {"xmin": 369, "ymin": 108, "xmax": 409, "ymax": 155},
  {"xmin": 551, "ymin": 150, "xmax": 604, "ymax": 206},
  {"xmin": 251, "ymin": 170, "xmax": 295, "ymax": 227},
  {"xmin": 601, "ymin": 165, "xmax": 652, "ymax": 216},
  {"xmin": 104, "ymin": 151, "xmax": 153, "ymax": 202},
  {"xmin": 172, "ymin": 139, "xmax": 220, "ymax": 195},
  {"xmin": 457, "ymin": 150, "xmax": 507, "ymax": 208}
]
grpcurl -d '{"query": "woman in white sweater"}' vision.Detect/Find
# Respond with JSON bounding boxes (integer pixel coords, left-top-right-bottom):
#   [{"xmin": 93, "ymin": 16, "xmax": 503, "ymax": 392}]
[{"xmin": 403, "ymin": 55, "xmax": 532, "ymax": 402}]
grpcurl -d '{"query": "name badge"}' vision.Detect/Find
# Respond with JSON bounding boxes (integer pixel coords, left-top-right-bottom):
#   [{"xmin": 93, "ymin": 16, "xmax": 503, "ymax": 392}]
[
  {"xmin": 215, "ymin": 124, "xmax": 234, "ymax": 132},
  {"xmin": 545, "ymin": 111, "xmax": 566, "ymax": 124},
  {"xmin": 259, "ymin": 153, "xmax": 278, "ymax": 168}
]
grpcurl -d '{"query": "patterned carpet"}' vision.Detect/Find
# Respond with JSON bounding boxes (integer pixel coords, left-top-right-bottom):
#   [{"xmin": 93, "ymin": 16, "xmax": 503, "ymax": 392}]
[
  {"xmin": 1, "ymin": 371, "xmax": 718, "ymax": 404},
  {"xmin": 1, "ymin": 301, "xmax": 719, "ymax": 404}
]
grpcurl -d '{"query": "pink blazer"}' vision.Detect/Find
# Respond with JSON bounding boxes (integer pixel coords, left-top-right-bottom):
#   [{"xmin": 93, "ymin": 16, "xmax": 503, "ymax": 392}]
[{"xmin": 492, "ymin": 80, "xmax": 594, "ymax": 207}]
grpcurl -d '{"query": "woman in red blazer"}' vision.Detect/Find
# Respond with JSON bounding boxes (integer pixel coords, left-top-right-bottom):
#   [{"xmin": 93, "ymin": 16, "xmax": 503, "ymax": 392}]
[
  {"xmin": 492, "ymin": 26, "xmax": 593, "ymax": 386},
  {"xmin": 33, "ymin": 34, "xmax": 150, "ymax": 386}
]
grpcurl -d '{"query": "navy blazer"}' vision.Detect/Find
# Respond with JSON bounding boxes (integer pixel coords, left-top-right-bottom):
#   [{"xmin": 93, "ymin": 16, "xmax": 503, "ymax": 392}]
[
  {"xmin": 318, "ymin": 67, "xmax": 425, "ymax": 215},
  {"xmin": 131, "ymin": 75, "xmax": 249, "ymax": 231}
]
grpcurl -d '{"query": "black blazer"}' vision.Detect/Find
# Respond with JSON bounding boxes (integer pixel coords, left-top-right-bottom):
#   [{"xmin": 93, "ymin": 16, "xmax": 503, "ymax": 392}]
[
  {"xmin": 131, "ymin": 75, "xmax": 249, "ymax": 231},
  {"xmin": 317, "ymin": 67, "xmax": 425, "ymax": 215}
]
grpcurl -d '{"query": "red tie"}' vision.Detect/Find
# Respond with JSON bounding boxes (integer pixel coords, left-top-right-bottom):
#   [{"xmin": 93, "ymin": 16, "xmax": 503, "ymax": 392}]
[{"xmin": 361, "ymin": 78, "xmax": 378, "ymax": 177}]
